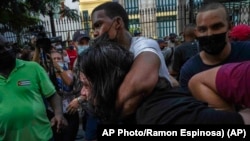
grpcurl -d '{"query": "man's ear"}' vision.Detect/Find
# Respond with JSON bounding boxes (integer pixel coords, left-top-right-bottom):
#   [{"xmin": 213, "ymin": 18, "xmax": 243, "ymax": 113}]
[{"xmin": 114, "ymin": 17, "xmax": 123, "ymax": 30}]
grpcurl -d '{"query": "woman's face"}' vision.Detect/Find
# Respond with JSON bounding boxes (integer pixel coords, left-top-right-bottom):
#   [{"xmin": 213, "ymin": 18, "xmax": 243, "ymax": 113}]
[
  {"xmin": 80, "ymin": 72, "xmax": 91, "ymax": 101},
  {"xmin": 51, "ymin": 52, "xmax": 63, "ymax": 63}
]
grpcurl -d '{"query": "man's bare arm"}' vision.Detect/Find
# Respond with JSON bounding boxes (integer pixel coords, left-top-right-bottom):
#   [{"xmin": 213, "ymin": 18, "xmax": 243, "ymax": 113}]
[{"xmin": 116, "ymin": 51, "xmax": 160, "ymax": 117}]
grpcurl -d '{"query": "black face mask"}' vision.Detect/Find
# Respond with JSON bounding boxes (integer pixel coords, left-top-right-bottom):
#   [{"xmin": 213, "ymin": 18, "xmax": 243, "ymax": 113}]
[
  {"xmin": 0, "ymin": 49, "xmax": 16, "ymax": 70},
  {"xmin": 89, "ymin": 32, "xmax": 112, "ymax": 46},
  {"xmin": 197, "ymin": 32, "xmax": 227, "ymax": 55},
  {"xmin": 89, "ymin": 19, "xmax": 118, "ymax": 46}
]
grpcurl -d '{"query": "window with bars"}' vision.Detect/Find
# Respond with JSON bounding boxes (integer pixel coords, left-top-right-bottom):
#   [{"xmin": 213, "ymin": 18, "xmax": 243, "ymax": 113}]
[
  {"xmin": 124, "ymin": 0, "xmax": 139, "ymax": 14},
  {"xmin": 129, "ymin": 18, "xmax": 140, "ymax": 34},
  {"xmin": 192, "ymin": 0, "xmax": 203, "ymax": 7},
  {"xmin": 156, "ymin": 0, "xmax": 176, "ymax": 12},
  {"xmin": 82, "ymin": 10, "xmax": 90, "ymax": 32},
  {"xmin": 156, "ymin": 0, "xmax": 177, "ymax": 38},
  {"xmin": 157, "ymin": 16, "xmax": 176, "ymax": 39}
]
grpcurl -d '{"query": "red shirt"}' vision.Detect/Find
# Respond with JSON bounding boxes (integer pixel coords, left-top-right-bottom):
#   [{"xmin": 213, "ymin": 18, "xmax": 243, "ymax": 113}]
[
  {"xmin": 216, "ymin": 61, "xmax": 250, "ymax": 107},
  {"xmin": 66, "ymin": 49, "xmax": 78, "ymax": 70}
]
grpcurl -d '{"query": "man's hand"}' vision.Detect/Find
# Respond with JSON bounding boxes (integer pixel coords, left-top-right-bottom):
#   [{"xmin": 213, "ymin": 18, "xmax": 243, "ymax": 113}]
[
  {"xmin": 50, "ymin": 114, "xmax": 68, "ymax": 133},
  {"xmin": 47, "ymin": 93, "xmax": 67, "ymax": 132},
  {"xmin": 67, "ymin": 98, "xmax": 80, "ymax": 114}
]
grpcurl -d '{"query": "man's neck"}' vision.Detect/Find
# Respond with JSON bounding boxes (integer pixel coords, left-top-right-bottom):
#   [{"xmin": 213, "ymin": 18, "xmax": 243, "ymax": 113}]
[
  {"xmin": 200, "ymin": 42, "xmax": 231, "ymax": 65},
  {"xmin": 119, "ymin": 31, "xmax": 132, "ymax": 49}
]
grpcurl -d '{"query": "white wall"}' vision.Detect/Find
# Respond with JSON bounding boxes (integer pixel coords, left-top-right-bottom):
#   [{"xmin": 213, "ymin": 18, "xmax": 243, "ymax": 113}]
[
  {"xmin": 39, "ymin": 0, "xmax": 80, "ymax": 20},
  {"xmin": 64, "ymin": 0, "xmax": 79, "ymax": 11}
]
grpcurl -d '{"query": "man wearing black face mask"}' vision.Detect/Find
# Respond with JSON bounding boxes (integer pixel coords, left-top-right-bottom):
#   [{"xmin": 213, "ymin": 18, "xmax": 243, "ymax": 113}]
[
  {"xmin": 0, "ymin": 42, "xmax": 16, "ymax": 74},
  {"xmin": 179, "ymin": 2, "xmax": 250, "ymax": 91},
  {"xmin": 0, "ymin": 35, "xmax": 68, "ymax": 141}
]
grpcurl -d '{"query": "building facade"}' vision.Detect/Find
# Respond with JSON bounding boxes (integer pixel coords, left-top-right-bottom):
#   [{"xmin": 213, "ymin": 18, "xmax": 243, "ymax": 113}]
[{"xmin": 4, "ymin": 0, "xmax": 250, "ymax": 44}]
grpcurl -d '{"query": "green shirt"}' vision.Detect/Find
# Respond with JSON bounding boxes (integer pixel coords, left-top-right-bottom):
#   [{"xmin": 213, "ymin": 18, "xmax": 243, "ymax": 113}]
[{"xmin": 0, "ymin": 59, "xmax": 56, "ymax": 141}]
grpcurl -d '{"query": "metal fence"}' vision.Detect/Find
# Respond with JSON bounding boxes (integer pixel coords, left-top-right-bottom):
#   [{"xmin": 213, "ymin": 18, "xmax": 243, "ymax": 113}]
[{"xmin": 2, "ymin": 0, "xmax": 250, "ymax": 46}]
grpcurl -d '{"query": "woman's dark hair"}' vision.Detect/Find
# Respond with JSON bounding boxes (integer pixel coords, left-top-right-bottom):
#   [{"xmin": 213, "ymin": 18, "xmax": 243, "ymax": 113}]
[
  {"xmin": 92, "ymin": 2, "xmax": 129, "ymax": 31},
  {"xmin": 78, "ymin": 41, "xmax": 134, "ymax": 122}
]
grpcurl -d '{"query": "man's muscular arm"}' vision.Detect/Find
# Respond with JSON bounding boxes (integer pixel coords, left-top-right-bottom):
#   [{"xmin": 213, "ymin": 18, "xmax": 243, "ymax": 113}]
[{"xmin": 116, "ymin": 52, "xmax": 160, "ymax": 117}]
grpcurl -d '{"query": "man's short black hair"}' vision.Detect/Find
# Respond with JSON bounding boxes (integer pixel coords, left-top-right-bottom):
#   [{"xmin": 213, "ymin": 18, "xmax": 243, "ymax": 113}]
[
  {"xmin": 92, "ymin": 2, "xmax": 129, "ymax": 31},
  {"xmin": 198, "ymin": 2, "xmax": 230, "ymax": 22}
]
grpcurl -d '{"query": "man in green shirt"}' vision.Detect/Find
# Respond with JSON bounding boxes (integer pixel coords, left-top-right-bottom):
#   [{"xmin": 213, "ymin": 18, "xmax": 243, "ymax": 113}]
[{"xmin": 0, "ymin": 35, "xmax": 67, "ymax": 141}]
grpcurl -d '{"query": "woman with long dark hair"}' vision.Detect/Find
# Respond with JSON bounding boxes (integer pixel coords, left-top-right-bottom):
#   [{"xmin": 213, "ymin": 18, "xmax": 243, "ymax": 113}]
[{"xmin": 77, "ymin": 41, "xmax": 250, "ymax": 124}]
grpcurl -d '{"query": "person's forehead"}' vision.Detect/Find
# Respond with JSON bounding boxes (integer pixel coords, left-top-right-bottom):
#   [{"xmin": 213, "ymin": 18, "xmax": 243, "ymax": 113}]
[
  {"xmin": 51, "ymin": 52, "xmax": 61, "ymax": 57},
  {"xmin": 91, "ymin": 9, "xmax": 111, "ymax": 22},
  {"xmin": 80, "ymin": 72, "xmax": 88, "ymax": 81},
  {"xmin": 196, "ymin": 8, "xmax": 227, "ymax": 24}
]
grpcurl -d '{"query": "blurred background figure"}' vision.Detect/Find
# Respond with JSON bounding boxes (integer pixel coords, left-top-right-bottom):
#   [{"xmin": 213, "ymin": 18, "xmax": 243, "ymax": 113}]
[
  {"xmin": 133, "ymin": 30, "xmax": 142, "ymax": 37},
  {"xmin": 163, "ymin": 33, "xmax": 179, "ymax": 79},
  {"xmin": 168, "ymin": 33, "xmax": 178, "ymax": 47},
  {"xmin": 48, "ymin": 51, "xmax": 79, "ymax": 141},
  {"xmin": 157, "ymin": 39, "xmax": 168, "ymax": 60},
  {"xmin": 172, "ymin": 23, "xmax": 200, "ymax": 81},
  {"xmin": 66, "ymin": 40, "xmax": 78, "ymax": 70},
  {"xmin": 157, "ymin": 39, "xmax": 167, "ymax": 50},
  {"xmin": 62, "ymin": 49, "xmax": 70, "ymax": 69},
  {"xmin": 73, "ymin": 30, "xmax": 90, "ymax": 55}
]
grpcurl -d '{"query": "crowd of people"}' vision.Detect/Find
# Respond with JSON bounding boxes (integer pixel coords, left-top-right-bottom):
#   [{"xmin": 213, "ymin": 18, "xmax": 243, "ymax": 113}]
[{"xmin": 1, "ymin": 1, "xmax": 250, "ymax": 141}]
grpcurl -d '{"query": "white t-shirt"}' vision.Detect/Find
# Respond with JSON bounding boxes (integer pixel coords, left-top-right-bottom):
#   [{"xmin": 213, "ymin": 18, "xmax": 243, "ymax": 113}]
[{"xmin": 129, "ymin": 37, "xmax": 172, "ymax": 85}]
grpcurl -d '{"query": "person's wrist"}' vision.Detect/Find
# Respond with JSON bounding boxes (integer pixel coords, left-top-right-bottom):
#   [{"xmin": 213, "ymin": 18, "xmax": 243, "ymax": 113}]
[
  {"xmin": 57, "ymin": 68, "xmax": 64, "ymax": 73},
  {"xmin": 77, "ymin": 97, "xmax": 82, "ymax": 104}
]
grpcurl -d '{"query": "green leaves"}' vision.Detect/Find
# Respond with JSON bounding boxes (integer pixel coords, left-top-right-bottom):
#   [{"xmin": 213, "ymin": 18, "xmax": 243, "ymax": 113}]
[
  {"xmin": 59, "ymin": 5, "xmax": 80, "ymax": 21},
  {"xmin": 0, "ymin": 0, "xmax": 80, "ymax": 34}
]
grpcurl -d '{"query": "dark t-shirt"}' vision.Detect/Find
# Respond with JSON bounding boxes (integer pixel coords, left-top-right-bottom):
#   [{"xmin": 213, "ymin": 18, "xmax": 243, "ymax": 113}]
[
  {"xmin": 179, "ymin": 41, "xmax": 250, "ymax": 90},
  {"xmin": 136, "ymin": 85, "xmax": 243, "ymax": 124},
  {"xmin": 172, "ymin": 41, "xmax": 199, "ymax": 79}
]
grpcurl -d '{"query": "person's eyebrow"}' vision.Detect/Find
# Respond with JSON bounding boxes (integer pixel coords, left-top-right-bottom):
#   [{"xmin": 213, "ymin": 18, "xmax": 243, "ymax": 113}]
[
  {"xmin": 197, "ymin": 22, "xmax": 225, "ymax": 31},
  {"xmin": 210, "ymin": 22, "xmax": 225, "ymax": 29}
]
